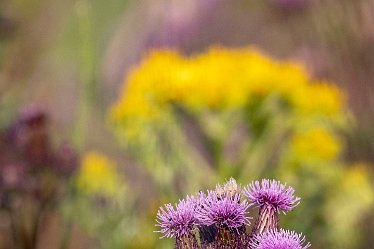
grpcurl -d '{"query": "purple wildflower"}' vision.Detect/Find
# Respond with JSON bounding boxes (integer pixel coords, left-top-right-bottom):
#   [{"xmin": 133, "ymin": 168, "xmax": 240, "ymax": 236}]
[
  {"xmin": 244, "ymin": 179, "xmax": 300, "ymax": 213},
  {"xmin": 196, "ymin": 191, "xmax": 251, "ymax": 230},
  {"xmin": 249, "ymin": 229, "xmax": 311, "ymax": 249},
  {"xmin": 155, "ymin": 196, "xmax": 197, "ymax": 238}
]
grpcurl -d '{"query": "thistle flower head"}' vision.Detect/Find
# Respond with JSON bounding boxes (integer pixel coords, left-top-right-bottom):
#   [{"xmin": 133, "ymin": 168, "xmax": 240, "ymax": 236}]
[
  {"xmin": 215, "ymin": 177, "xmax": 241, "ymax": 198},
  {"xmin": 250, "ymin": 229, "xmax": 311, "ymax": 249},
  {"xmin": 156, "ymin": 196, "xmax": 197, "ymax": 238},
  {"xmin": 196, "ymin": 191, "xmax": 251, "ymax": 230},
  {"xmin": 244, "ymin": 179, "xmax": 300, "ymax": 213}
]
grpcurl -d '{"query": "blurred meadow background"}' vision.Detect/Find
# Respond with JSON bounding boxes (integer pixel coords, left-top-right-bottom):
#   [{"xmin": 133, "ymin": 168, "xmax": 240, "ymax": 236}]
[{"xmin": 1, "ymin": 0, "xmax": 374, "ymax": 248}]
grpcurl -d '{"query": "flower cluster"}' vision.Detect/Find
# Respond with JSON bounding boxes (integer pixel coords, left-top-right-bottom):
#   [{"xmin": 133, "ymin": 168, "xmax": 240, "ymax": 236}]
[
  {"xmin": 110, "ymin": 47, "xmax": 345, "ymax": 139},
  {"xmin": 156, "ymin": 178, "xmax": 310, "ymax": 249},
  {"xmin": 0, "ymin": 105, "xmax": 78, "ymax": 203}
]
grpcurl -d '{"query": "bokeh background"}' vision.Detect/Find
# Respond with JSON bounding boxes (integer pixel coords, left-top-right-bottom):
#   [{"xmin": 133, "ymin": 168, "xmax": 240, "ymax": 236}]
[{"xmin": 1, "ymin": 0, "xmax": 374, "ymax": 248}]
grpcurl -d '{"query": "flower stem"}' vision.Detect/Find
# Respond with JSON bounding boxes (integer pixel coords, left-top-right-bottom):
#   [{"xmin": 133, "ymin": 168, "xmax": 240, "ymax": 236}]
[{"xmin": 251, "ymin": 205, "xmax": 278, "ymax": 236}]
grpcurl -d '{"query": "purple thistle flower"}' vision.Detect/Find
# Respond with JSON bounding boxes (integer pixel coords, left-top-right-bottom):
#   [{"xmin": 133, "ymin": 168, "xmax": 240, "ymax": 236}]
[
  {"xmin": 155, "ymin": 196, "xmax": 197, "ymax": 238},
  {"xmin": 249, "ymin": 229, "xmax": 311, "ymax": 249},
  {"xmin": 244, "ymin": 179, "xmax": 300, "ymax": 213},
  {"xmin": 196, "ymin": 191, "xmax": 251, "ymax": 230}
]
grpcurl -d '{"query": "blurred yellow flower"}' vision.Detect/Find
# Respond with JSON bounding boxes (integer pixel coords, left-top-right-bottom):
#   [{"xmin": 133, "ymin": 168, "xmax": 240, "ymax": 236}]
[
  {"xmin": 290, "ymin": 127, "xmax": 342, "ymax": 161},
  {"xmin": 76, "ymin": 152, "xmax": 120, "ymax": 196},
  {"xmin": 110, "ymin": 47, "xmax": 345, "ymax": 132}
]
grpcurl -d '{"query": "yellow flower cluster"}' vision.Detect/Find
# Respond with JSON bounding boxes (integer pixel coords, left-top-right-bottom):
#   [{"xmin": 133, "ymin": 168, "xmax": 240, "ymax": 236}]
[
  {"xmin": 76, "ymin": 152, "xmax": 120, "ymax": 196},
  {"xmin": 110, "ymin": 47, "xmax": 344, "ymax": 124},
  {"xmin": 110, "ymin": 46, "xmax": 348, "ymax": 164}
]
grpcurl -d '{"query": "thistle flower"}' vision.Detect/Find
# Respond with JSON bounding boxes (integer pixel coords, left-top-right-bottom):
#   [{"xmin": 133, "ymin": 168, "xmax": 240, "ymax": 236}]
[
  {"xmin": 156, "ymin": 179, "xmax": 311, "ymax": 248},
  {"xmin": 215, "ymin": 177, "xmax": 241, "ymax": 198},
  {"xmin": 156, "ymin": 196, "xmax": 197, "ymax": 239},
  {"xmin": 197, "ymin": 191, "xmax": 250, "ymax": 230},
  {"xmin": 249, "ymin": 229, "xmax": 311, "ymax": 249},
  {"xmin": 244, "ymin": 180, "xmax": 300, "ymax": 235},
  {"xmin": 244, "ymin": 179, "xmax": 300, "ymax": 213}
]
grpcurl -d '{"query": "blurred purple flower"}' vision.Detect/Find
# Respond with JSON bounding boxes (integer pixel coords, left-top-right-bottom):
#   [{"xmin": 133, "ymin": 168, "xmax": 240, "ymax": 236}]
[
  {"xmin": 6, "ymin": 105, "xmax": 51, "ymax": 166},
  {"xmin": 196, "ymin": 191, "xmax": 251, "ymax": 230},
  {"xmin": 156, "ymin": 196, "xmax": 197, "ymax": 238},
  {"xmin": 244, "ymin": 179, "xmax": 300, "ymax": 213},
  {"xmin": 249, "ymin": 229, "xmax": 311, "ymax": 249},
  {"xmin": 0, "ymin": 104, "xmax": 78, "ymax": 249}
]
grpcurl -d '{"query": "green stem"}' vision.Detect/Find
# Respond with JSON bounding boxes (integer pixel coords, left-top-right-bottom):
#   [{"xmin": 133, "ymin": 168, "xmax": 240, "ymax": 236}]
[{"xmin": 73, "ymin": 0, "xmax": 97, "ymax": 149}]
